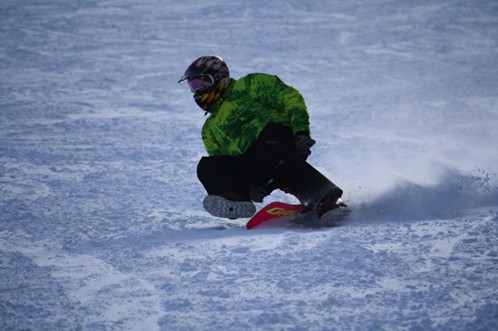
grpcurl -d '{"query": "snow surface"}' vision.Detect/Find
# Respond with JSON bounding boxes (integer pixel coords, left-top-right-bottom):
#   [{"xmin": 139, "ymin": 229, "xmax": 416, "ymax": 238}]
[{"xmin": 1, "ymin": 0, "xmax": 498, "ymax": 330}]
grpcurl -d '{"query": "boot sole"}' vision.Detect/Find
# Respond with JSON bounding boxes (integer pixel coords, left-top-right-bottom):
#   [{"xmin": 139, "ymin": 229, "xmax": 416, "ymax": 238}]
[
  {"xmin": 203, "ymin": 195, "xmax": 256, "ymax": 219},
  {"xmin": 319, "ymin": 206, "xmax": 351, "ymax": 226}
]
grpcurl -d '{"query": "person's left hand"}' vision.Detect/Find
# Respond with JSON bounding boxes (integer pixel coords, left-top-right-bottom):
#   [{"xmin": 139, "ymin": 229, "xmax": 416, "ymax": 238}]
[{"xmin": 249, "ymin": 185, "xmax": 270, "ymax": 203}]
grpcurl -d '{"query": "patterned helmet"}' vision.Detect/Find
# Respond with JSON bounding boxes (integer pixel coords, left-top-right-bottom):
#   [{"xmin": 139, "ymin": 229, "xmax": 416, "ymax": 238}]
[
  {"xmin": 179, "ymin": 56, "xmax": 231, "ymax": 111},
  {"xmin": 178, "ymin": 55, "xmax": 230, "ymax": 91}
]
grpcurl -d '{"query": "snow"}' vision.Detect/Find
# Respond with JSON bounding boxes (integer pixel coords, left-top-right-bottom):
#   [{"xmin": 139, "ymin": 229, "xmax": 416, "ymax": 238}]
[{"xmin": 1, "ymin": 0, "xmax": 498, "ymax": 330}]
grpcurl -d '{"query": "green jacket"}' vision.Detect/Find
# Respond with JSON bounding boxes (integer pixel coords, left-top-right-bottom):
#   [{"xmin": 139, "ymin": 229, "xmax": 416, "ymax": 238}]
[{"xmin": 202, "ymin": 73, "xmax": 311, "ymax": 156}]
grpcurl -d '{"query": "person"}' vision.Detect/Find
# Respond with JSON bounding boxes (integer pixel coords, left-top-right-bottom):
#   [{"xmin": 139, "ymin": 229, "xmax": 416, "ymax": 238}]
[{"xmin": 178, "ymin": 55, "xmax": 350, "ymax": 224}]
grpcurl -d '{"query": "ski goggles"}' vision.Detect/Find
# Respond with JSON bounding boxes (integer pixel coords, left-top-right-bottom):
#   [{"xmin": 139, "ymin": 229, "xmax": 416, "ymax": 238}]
[{"xmin": 186, "ymin": 74, "xmax": 215, "ymax": 93}]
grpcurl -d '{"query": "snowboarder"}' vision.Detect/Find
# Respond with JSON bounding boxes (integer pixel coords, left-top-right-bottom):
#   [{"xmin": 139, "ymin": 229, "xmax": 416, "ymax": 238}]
[{"xmin": 178, "ymin": 55, "xmax": 349, "ymax": 224}]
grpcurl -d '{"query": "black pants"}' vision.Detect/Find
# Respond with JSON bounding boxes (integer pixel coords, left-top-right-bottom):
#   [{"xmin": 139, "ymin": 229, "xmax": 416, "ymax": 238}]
[{"xmin": 197, "ymin": 123, "xmax": 342, "ymax": 206}]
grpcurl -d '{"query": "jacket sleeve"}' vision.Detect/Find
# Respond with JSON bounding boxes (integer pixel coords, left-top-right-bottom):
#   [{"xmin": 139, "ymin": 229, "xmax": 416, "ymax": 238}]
[
  {"xmin": 201, "ymin": 120, "xmax": 220, "ymax": 156},
  {"xmin": 242, "ymin": 73, "xmax": 311, "ymax": 134}
]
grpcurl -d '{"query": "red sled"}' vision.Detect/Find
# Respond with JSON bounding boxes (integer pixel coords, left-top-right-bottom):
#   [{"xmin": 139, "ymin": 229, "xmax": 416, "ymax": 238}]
[{"xmin": 246, "ymin": 202, "xmax": 306, "ymax": 229}]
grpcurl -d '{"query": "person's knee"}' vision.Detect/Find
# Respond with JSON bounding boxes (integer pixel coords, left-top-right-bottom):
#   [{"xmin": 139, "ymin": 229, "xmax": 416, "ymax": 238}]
[
  {"xmin": 197, "ymin": 156, "xmax": 212, "ymax": 182},
  {"xmin": 197, "ymin": 156, "xmax": 231, "ymax": 183}
]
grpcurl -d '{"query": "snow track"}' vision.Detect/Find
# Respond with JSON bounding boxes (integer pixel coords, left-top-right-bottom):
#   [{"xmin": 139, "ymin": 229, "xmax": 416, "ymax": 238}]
[{"xmin": 1, "ymin": 0, "xmax": 498, "ymax": 330}]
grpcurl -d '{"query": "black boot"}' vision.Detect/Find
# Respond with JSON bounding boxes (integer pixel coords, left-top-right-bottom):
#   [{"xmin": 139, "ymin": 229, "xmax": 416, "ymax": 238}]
[{"xmin": 273, "ymin": 156, "xmax": 343, "ymax": 208}]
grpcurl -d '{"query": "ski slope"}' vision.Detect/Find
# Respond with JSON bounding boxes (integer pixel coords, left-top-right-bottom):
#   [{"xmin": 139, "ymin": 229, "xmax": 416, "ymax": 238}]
[{"xmin": 1, "ymin": 0, "xmax": 498, "ymax": 330}]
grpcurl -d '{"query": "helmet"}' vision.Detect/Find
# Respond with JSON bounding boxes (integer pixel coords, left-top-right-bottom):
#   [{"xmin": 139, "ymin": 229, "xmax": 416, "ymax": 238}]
[
  {"xmin": 178, "ymin": 55, "xmax": 230, "ymax": 93},
  {"xmin": 178, "ymin": 55, "xmax": 231, "ymax": 111}
]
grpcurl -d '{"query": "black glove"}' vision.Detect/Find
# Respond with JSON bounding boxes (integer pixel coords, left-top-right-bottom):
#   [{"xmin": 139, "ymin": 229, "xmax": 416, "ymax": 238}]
[
  {"xmin": 249, "ymin": 185, "xmax": 271, "ymax": 203},
  {"xmin": 295, "ymin": 133, "xmax": 316, "ymax": 160}
]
